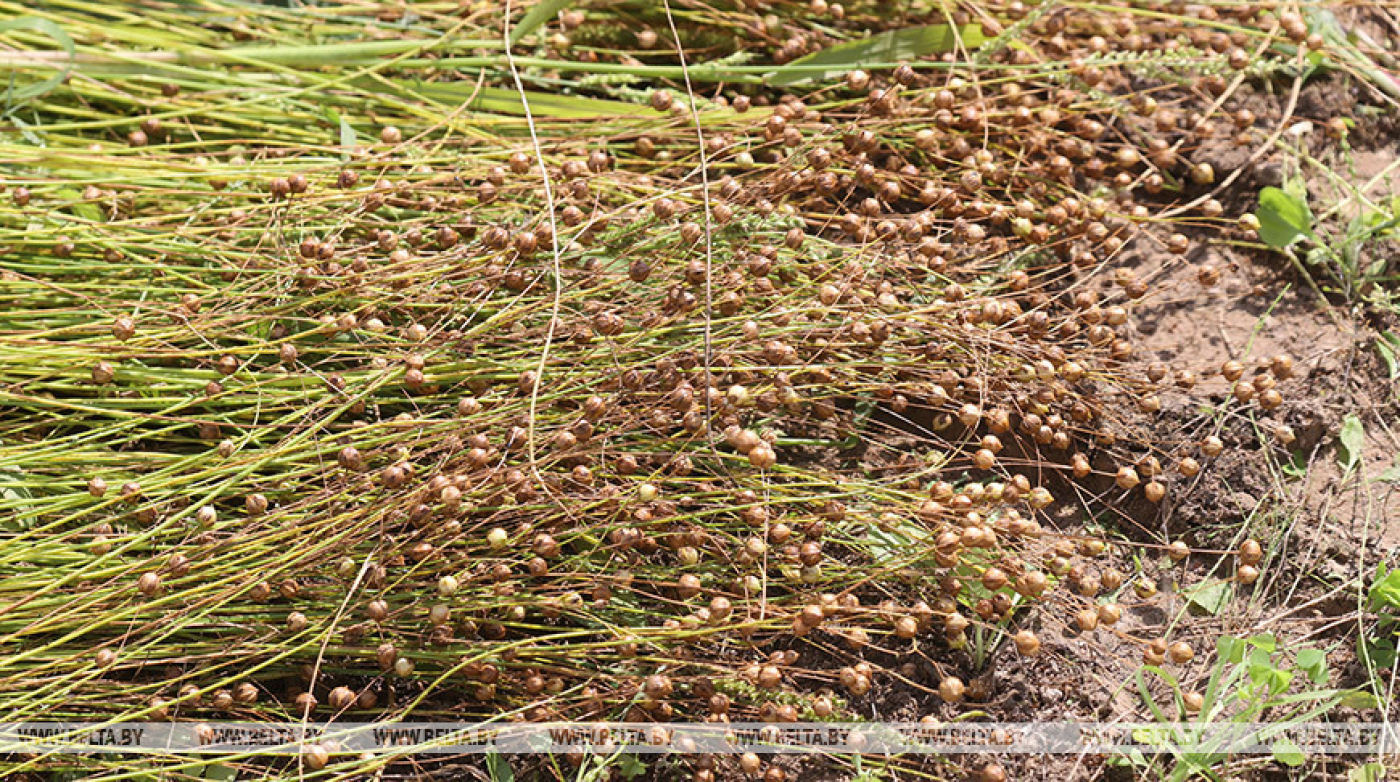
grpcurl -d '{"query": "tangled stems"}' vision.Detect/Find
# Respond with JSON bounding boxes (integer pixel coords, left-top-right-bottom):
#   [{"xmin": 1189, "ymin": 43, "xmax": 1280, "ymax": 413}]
[{"xmin": 0, "ymin": 0, "xmax": 1329, "ymax": 778}]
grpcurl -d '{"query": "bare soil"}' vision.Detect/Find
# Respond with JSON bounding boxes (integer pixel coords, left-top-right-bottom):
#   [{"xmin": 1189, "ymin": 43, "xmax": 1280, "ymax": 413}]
[{"xmin": 945, "ymin": 71, "xmax": 1400, "ymax": 782}]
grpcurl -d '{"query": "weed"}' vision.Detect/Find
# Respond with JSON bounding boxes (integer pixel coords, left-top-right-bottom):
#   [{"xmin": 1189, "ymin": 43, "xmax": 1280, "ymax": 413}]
[{"xmin": 1127, "ymin": 633, "xmax": 1356, "ymax": 781}]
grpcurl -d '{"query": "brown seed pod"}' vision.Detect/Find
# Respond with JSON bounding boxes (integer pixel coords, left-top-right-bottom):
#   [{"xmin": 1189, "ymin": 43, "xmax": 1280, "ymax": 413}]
[
  {"xmin": 893, "ymin": 615, "xmax": 918, "ymax": 639},
  {"xmin": 1115, "ymin": 466, "xmax": 1140, "ymax": 490},
  {"xmin": 982, "ymin": 567, "xmax": 1008, "ymax": 591},
  {"xmin": 939, "ymin": 675, "xmax": 965, "ymax": 703},
  {"xmin": 1071, "ymin": 453, "xmax": 1092, "ymax": 478},
  {"xmin": 1097, "ymin": 603, "xmax": 1122, "ymax": 625},
  {"xmin": 642, "ymin": 674, "xmax": 673, "ymax": 700},
  {"xmin": 1178, "ymin": 457, "xmax": 1201, "ymax": 477},
  {"xmin": 367, "ymin": 599, "xmax": 389, "ymax": 622},
  {"xmin": 294, "ymin": 691, "xmax": 318, "ymax": 716},
  {"xmin": 1013, "ymin": 629, "xmax": 1041, "ymax": 656},
  {"xmin": 137, "ymin": 572, "xmax": 162, "ymax": 597},
  {"xmin": 757, "ymin": 665, "xmax": 783, "ymax": 689},
  {"xmin": 92, "ymin": 361, "xmax": 115, "ymax": 384},
  {"xmin": 301, "ymin": 742, "xmax": 330, "ymax": 770},
  {"xmin": 1016, "ymin": 571, "xmax": 1048, "ymax": 597},
  {"xmin": 375, "ymin": 643, "xmax": 398, "ymax": 671},
  {"xmin": 1201, "ymin": 436, "xmax": 1224, "ymax": 457},
  {"xmin": 328, "ymin": 686, "xmax": 355, "ymax": 710},
  {"xmin": 748, "ymin": 444, "xmax": 777, "ymax": 469},
  {"xmin": 1183, "ymin": 690, "xmax": 1205, "ymax": 714},
  {"xmin": 112, "ymin": 316, "xmax": 136, "ymax": 341},
  {"xmin": 1259, "ymin": 389, "xmax": 1283, "ymax": 409},
  {"xmin": 532, "ymin": 533, "xmax": 560, "ymax": 558},
  {"xmin": 233, "ymin": 682, "xmax": 259, "ymax": 704},
  {"xmin": 1239, "ymin": 539, "xmax": 1263, "ymax": 565},
  {"xmin": 337, "ymin": 446, "xmax": 363, "ymax": 471}
]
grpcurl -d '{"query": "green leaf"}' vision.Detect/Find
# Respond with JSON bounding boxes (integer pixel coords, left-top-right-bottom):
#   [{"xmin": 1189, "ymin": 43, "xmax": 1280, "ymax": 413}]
[
  {"xmin": 1108, "ymin": 749, "xmax": 1150, "ymax": 767},
  {"xmin": 55, "ymin": 187, "xmax": 104, "ymax": 222},
  {"xmin": 1246, "ymin": 643, "xmax": 1292, "ymax": 695},
  {"xmin": 0, "ymin": 465, "xmax": 33, "ymax": 531},
  {"xmin": 1256, "ymin": 185, "xmax": 1314, "ymax": 249},
  {"xmin": 1294, "ymin": 647, "xmax": 1327, "ymax": 685},
  {"xmin": 1185, "ymin": 580, "xmax": 1233, "ymax": 616},
  {"xmin": 617, "ymin": 754, "xmax": 648, "ymax": 780},
  {"xmin": 1377, "ymin": 460, "xmax": 1400, "ymax": 484},
  {"xmin": 865, "ymin": 517, "xmax": 934, "ymax": 567},
  {"xmin": 1271, "ymin": 738, "xmax": 1305, "ymax": 767},
  {"xmin": 1362, "ymin": 635, "xmax": 1397, "ymax": 669},
  {"xmin": 0, "ymin": 17, "xmax": 77, "ymax": 108},
  {"xmin": 1348, "ymin": 762, "xmax": 1386, "ymax": 782},
  {"xmin": 1248, "ymin": 632, "xmax": 1278, "ymax": 653},
  {"xmin": 196, "ymin": 763, "xmax": 238, "ymax": 781},
  {"xmin": 1376, "ymin": 332, "xmax": 1400, "ymax": 381},
  {"xmin": 365, "ymin": 79, "xmax": 647, "ymax": 118},
  {"xmin": 1218, "ymin": 635, "xmax": 1247, "ymax": 663},
  {"xmin": 769, "ymin": 24, "xmax": 986, "ymax": 86},
  {"xmin": 1251, "ymin": 662, "xmax": 1292, "ymax": 695},
  {"xmin": 1341, "ymin": 689, "xmax": 1381, "ymax": 709},
  {"xmin": 9, "ymin": 114, "xmax": 42, "ymax": 146},
  {"xmin": 1367, "ymin": 566, "xmax": 1400, "ymax": 611},
  {"xmin": 486, "ymin": 752, "xmax": 514, "ymax": 782},
  {"xmin": 1281, "ymin": 448, "xmax": 1309, "ymax": 479},
  {"xmin": 1247, "ymin": 645, "xmax": 1273, "ymax": 671},
  {"xmin": 338, "ymin": 113, "xmax": 357, "ymax": 158},
  {"xmin": 508, "ymin": 0, "xmax": 572, "ymax": 45},
  {"xmin": 1337, "ymin": 414, "xmax": 1364, "ymax": 475}
]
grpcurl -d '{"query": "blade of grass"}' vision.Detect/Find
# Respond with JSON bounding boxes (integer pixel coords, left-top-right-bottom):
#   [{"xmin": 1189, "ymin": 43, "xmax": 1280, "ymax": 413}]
[
  {"xmin": 768, "ymin": 23, "xmax": 986, "ymax": 86},
  {"xmin": 508, "ymin": 0, "xmax": 573, "ymax": 46}
]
